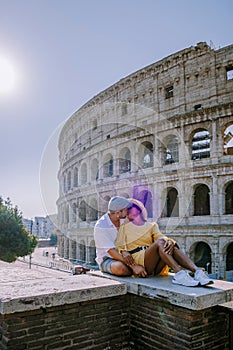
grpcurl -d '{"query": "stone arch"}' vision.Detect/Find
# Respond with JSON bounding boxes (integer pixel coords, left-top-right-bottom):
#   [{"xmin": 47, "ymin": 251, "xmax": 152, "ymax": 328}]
[
  {"xmin": 225, "ymin": 181, "xmax": 233, "ymax": 214},
  {"xmin": 89, "ymin": 198, "xmax": 98, "ymax": 221},
  {"xmin": 191, "ymin": 128, "xmax": 210, "ymax": 160},
  {"xmin": 91, "ymin": 158, "xmax": 99, "ymax": 181},
  {"xmin": 65, "ymin": 204, "xmax": 69, "ymax": 223},
  {"xmin": 226, "ymin": 242, "xmax": 233, "ymax": 271},
  {"xmin": 79, "ymin": 200, "xmax": 87, "ymax": 221},
  {"xmin": 119, "ymin": 147, "xmax": 131, "ymax": 174},
  {"xmin": 89, "ymin": 240, "xmax": 96, "ymax": 264},
  {"xmin": 80, "ymin": 163, "xmax": 87, "ymax": 184},
  {"xmin": 72, "ymin": 203, "xmax": 77, "ymax": 223},
  {"xmin": 163, "ymin": 135, "xmax": 179, "ymax": 165},
  {"xmin": 79, "ymin": 239, "xmax": 86, "ymax": 262},
  {"xmin": 166, "ymin": 187, "xmax": 179, "ymax": 217},
  {"xmin": 193, "ymin": 184, "xmax": 210, "ymax": 215},
  {"xmin": 225, "ymin": 242, "xmax": 233, "ymax": 281},
  {"xmin": 63, "ymin": 174, "xmax": 66, "ymax": 193},
  {"xmin": 67, "ymin": 171, "xmax": 71, "ymax": 190},
  {"xmin": 223, "ymin": 122, "xmax": 233, "ymax": 155},
  {"xmin": 99, "ymin": 194, "xmax": 111, "ymax": 215},
  {"xmin": 190, "ymin": 241, "xmax": 212, "ymax": 273},
  {"xmin": 73, "ymin": 167, "xmax": 78, "ymax": 187},
  {"xmin": 70, "ymin": 239, "xmax": 76, "ymax": 260},
  {"xmin": 103, "ymin": 153, "xmax": 113, "ymax": 177},
  {"xmin": 139, "ymin": 141, "xmax": 154, "ymax": 168}
]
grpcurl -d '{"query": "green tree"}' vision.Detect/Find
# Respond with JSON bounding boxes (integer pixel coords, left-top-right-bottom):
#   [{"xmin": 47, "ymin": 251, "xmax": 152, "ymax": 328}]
[{"xmin": 0, "ymin": 197, "xmax": 38, "ymax": 262}]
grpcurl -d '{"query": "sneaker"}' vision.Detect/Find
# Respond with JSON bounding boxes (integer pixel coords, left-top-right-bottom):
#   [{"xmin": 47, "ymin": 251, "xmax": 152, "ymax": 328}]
[
  {"xmin": 194, "ymin": 269, "xmax": 214, "ymax": 286},
  {"xmin": 172, "ymin": 270, "xmax": 199, "ymax": 287}
]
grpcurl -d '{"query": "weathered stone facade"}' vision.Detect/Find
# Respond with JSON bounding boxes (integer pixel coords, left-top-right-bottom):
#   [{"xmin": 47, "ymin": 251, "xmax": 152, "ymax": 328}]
[{"xmin": 57, "ymin": 42, "xmax": 233, "ymax": 279}]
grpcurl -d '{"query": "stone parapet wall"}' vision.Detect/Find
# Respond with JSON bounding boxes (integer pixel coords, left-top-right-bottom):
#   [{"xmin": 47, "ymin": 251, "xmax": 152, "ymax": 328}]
[
  {"xmin": 0, "ymin": 296, "xmax": 130, "ymax": 350},
  {"xmin": 1, "ymin": 262, "xmax": 233, "ymax": 350},
  {"xmin": 0, "ymin": 295, "xmax": 230, "ymax": 350},
  {"xmin": 129, "ymin": 296, "xmax": 229, "ymax": 350}
]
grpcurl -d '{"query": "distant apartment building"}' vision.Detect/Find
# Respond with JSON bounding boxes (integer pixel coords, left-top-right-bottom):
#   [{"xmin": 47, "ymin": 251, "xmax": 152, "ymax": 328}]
[
  {"xmin": 56, "ymin": 42, "xmax": 233, "ymax": 279},
  {"xmin": 23, "ymin": 215, "xmax": 57, "ymax": 239}
]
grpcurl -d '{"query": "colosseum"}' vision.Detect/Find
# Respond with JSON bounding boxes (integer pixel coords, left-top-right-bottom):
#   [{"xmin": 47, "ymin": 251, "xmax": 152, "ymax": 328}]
[{"xmin": 56, "ymin": 41, "xmax": 233, "ymax": 280}]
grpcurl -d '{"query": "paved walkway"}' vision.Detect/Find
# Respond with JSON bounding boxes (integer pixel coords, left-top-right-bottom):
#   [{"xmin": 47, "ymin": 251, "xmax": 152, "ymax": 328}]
[
  {"xmin": 17, "ymin": 246, "xmax": 74, "ymax": 273},
  {"xmin": 0, "ymin": 247, "xmax": 74, "ymax": 284}
]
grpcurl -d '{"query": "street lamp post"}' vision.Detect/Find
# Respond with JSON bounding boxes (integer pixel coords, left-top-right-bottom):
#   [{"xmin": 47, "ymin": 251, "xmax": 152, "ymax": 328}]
[{"xmin": 29, "ymin": 219, "xmax": 33, "ymax": 269}]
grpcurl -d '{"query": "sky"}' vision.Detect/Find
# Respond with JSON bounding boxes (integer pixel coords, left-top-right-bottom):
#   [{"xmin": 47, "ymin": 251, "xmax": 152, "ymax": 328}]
[{"xmin": 0, "ymin": 0, "xmax": 232, "ymax": 219}]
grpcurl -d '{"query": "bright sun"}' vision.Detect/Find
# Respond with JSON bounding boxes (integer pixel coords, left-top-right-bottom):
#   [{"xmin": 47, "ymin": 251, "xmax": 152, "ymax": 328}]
[{"xmin": 0, "ymin": 56, "xmax": 16, "ymax": 95}]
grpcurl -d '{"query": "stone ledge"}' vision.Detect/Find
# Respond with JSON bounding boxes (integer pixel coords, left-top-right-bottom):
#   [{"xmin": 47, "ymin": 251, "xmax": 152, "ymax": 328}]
[
  {"xmin": 0, "ymin": 261, "xmax": 126, "ymax": 315},
  {"xmin": 1, "ymin": 260, "xmax": 233, "ymax": 315},
  {"xmin": 89, "ymin": 270, "xmax": 233, "ymax": 310}
]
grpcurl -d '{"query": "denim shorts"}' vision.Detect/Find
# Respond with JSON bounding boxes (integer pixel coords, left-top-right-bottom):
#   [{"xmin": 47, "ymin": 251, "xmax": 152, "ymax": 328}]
[{"xmin": 100, "ymin": 257, "xmax": 115, "ymax": 274}]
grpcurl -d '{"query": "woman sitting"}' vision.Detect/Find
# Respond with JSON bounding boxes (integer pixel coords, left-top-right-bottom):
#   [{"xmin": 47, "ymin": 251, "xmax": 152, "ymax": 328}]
[{"xmin": 115, "ymin": 198, "xmax": 213, "ymax": 287}]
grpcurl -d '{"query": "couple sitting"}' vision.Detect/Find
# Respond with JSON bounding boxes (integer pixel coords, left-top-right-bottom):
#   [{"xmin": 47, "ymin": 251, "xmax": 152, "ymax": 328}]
[{"xmin": 94, "ymin": 196, "xmax": 213, "ymax": 287}]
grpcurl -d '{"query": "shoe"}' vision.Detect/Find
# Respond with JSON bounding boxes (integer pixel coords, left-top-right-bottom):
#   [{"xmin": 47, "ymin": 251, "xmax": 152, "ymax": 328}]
[
  {"xmin": 172, "ymin": 270, "xmax": 199, "ymax": 287},
  {"xmin": 194, "ymin": 269, "xmax": 214, "ymax": 286}
]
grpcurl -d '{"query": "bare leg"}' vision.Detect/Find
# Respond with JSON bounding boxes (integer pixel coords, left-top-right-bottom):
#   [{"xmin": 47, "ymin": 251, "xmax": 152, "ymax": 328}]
[
  {"xmin": 110, "ymin": 261, "xmax": 132, "ymax": 276},
  {"xmin": 172, "ymin": 247, "xmax": 198, "ymax": 273},
  {"xmin": 144, "ymin": 241, "xmax": 166, "ymax": 275},
  {"xmin": 157, "ymin": 244, "xmax": 199, "ymax": 273},
  {"xmin": 157, "ymin": 242, "xmax": 182, "ymax": 273},
  {"xmin": 141, "ymin": 241, "xmax": 199, "ymax": 276}
]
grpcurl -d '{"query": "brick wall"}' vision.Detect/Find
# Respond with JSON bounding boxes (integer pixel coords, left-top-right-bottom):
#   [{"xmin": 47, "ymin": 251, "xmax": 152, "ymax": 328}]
[
  {"xmin": 129, "ymin": 295, "xmax": 229, "ymax": 350},
  {"xmin": 0, "ymin": 296, "xmax": 130, "ymax": 350},
  {"xmin": 0, "ymin": 294, "xmax": 230, "ymax": 350}
]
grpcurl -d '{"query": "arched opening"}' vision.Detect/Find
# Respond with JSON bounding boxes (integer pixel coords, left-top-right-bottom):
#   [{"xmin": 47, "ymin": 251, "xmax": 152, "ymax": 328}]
[
  {"xmin": 194, "ymin": 184, "xmax": 210, "ymax": 215},
  {"xmin": 73, "ymin": 167, "xmax": 78, "ymax": 187},
  {"xmin": 225, "ymin": 181, "xmax": 233, "ymax": 214},
  {"xmin": 166, "ymin": 187, "xmax": 179, "ymax": 217},
  {"xmin": 63, "ymin": 175, "xmax": 66, "ymax": 193},
  {"xmin": 65, "ymin": 205, "xmax": 69, "ymax": 223},
  {"xmin": 226, "ymin": 242, "xmax": 233, "ymax": 282},
  {"xmin": 80, "ymin": 163, "xmax": 87, "ymax": 184},
  {"xmin": 119, "ymin": 147, "xmax": 131, "ymax": 173},
  {"xmin": 79, "ymin": 200, "xmax": 86, "ymax": 221},
  {"xmin": 67, "ymin": 171, "xmax": 71, "ymax": 190},
  {"xmin": 193, "ymin": 242, "xmax": 212, "ymax": 273},
  {"xmin": 223, "ymin": 123, "xmax": 233, "ymax": 155},
  {"xmin": 70, "ymin": 240, "xmax": 76, "ymax": 260},
  {"xmin": 103, "ymin": 154, "xmax": 113, "ymax": 177},
  {"xmin": 164, "ymin": 135, "xmax": 179, "ymax": 164},
  {"xmin": 140, "ymin": 141, "xmax": 154, "ymax": 168},
  {"xmin": 191, "ymin": 129, "xmax": 210, "ymax": 160},
  {"xmin": 89, "ymin": 240, "xmax": 96, "ymax": 265},
  {"xmin": 91, "ymin": 158, "xmax": 99, "ymax": 181},
  {"xmin": 72, "ymin": 203, "xmax": 77, "ymax": 223},
  {"xmin": 89, "ymin": 198, "xmax": 98, "ymax": 221},
  {"xmin": 79, "ymin": 239, "xmax": 86, "ymax": 262}
]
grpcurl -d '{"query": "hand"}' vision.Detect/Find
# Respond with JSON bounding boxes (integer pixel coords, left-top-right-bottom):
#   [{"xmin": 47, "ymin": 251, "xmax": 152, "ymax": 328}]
[
  {"xmin": 163, "ymin": 240, "xmax": 174, "ymax": 255},
  {"xmin": 130, "ymin": 264, "xmax": 147, "ymax": 278},
  {"xmin": 121, "ymin": 250, "xmax": 135, "ymax": 266}
]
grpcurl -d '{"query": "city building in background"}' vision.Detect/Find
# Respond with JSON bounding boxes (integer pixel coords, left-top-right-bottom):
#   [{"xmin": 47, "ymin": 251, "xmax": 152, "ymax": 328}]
[
  {"xmin": 23, "ymin": 215, "xmax": 57, "ymax": 239},
  {"xmin": 56, "ymin": 42, "xmax": 233, "ymax": 278}
]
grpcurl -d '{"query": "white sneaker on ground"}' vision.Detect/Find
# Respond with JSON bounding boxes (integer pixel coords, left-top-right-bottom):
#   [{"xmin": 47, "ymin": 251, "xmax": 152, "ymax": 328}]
[
  {"xmin": 194, "ymin": 269, "xmax": 214, "ymax": 286},
  {"xmin": 172, "ymin": 270, "xmax": 199, "ymax": 287}
]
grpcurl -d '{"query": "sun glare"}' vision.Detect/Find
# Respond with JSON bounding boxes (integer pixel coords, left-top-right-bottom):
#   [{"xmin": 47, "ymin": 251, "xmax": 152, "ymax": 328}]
[{"xmin": 0, "ymin": 56, "xmax": 17, "ymax": 95}]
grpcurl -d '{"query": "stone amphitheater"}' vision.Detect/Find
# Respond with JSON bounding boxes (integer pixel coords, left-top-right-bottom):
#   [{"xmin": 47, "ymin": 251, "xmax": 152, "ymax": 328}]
[{"xmin": 56, "ymin": 42, "xmax": 233, "ymax": 280}]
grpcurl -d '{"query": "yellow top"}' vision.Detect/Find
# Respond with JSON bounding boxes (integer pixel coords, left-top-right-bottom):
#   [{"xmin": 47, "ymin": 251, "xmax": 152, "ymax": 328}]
[{"xmin": 115, "ymin": 221, "xmax": 175, "ymax": 275}]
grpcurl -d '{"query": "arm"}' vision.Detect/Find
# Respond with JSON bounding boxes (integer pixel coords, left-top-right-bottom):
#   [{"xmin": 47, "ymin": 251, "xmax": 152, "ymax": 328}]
[{"xmin": 108, "ymin": 248, "xmax": 147, "ymax": 277}]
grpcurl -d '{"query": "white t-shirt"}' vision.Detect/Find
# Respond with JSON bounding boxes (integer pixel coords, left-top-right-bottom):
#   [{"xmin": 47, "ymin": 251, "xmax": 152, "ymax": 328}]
[{"xmin": 94, "ymin": 213, "xmax": 123, "ymax": 266}]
